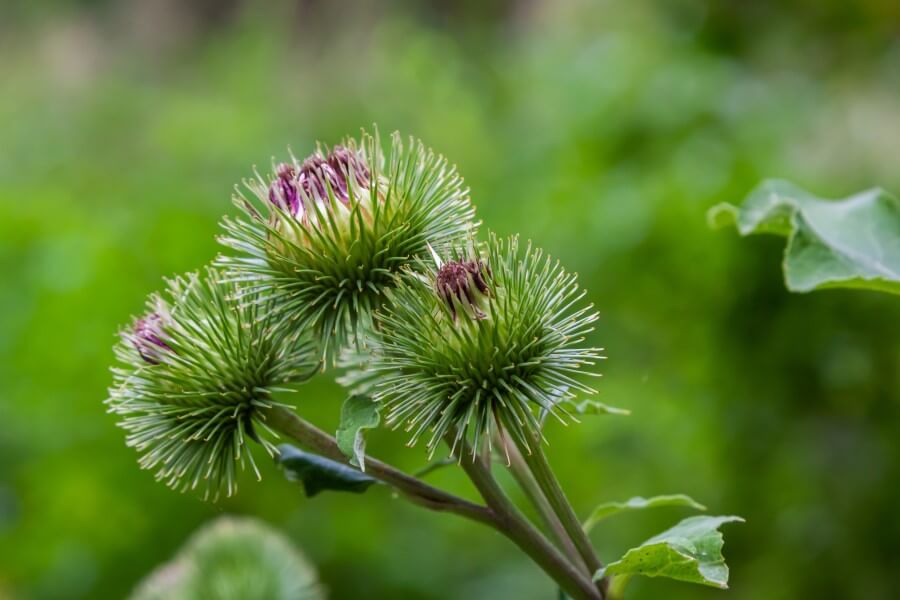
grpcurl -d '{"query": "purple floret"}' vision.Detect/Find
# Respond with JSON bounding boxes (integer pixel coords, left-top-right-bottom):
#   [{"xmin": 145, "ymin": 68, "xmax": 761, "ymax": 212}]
[{"xmin": 132, "ymin": 313, "xmax": 172, "ymax": 364}]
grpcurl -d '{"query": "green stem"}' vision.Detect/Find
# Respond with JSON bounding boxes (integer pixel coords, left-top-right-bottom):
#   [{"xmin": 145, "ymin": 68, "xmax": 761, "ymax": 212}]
[
  {"xmin": 266, "ymin": 405, "xmax": 600, "ymax": 599},
  {"xmin": 497, "ymin": 431, "xmax": 589, "ymax": 576},
  {"xmin": 512, "ymin": 431, "xmax": 608, "ymax": 595},
  {"xmin": 262, "ymin": 405, "xmax": 495, "ymax": 526},
  {"xmin": 455, "ymin": 442, "xmax": 603, "ymax": 600}
]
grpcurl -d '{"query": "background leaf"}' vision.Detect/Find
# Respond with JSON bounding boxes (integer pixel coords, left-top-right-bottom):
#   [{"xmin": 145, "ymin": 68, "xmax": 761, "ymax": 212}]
[
  {"xmin": 335, "ymin": 395, "xmax": 380, "ymax": 471},
  {"xmin": 130, "ymin": 516, "xmax": 323, "ymax": 600},
  {"xmin": 277, "ymin": 444, "xmax": 376, "ymax": 498},
  {"xmin": 571, "ymin": 400, "xmax": 631, "ymax": 417},
  {"xmin": 583, "ymin": 495, "xmax": 706, "ymax": 533},
  {"xmin": 709, "ymin": 180, "xmax": 900, "ymax": 294},
  {"xmin": 598, "ymin": 515, "xmax": 743, "ymax": 589}
]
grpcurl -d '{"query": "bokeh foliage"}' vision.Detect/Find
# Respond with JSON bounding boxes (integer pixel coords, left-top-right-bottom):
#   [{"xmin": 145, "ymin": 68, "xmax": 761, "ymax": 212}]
[{"xmin": 1, "ymin": 0, "xmax": 899, "ymax": 598}]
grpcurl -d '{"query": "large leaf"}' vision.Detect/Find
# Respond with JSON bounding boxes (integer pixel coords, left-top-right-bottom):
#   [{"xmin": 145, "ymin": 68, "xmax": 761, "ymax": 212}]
[
  {"xmin": 709, "ymin": 180, "xmax": 900, "ymax": 294},
  {"xmin": 335, "ymin": 394, "xmax": 380, "ymax": 471},
  {"xmin": 277, "ymin": 444, "xmax": 376, "ymax": 497},
  {"xmin": 597, "ymin": 515, "xmax": 743, "ymax": 589},
  {"xmin": 583, "ymin": 494, "xmax": 706, "ymax": 533}
]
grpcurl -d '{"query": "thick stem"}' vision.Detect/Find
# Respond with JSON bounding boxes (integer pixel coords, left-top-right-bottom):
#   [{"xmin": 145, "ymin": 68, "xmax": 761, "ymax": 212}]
[
  {"xmin": 265, "ymin": 405, "xmax": 599, "ymax": 599},
  {"xmin": 498, "ymin": 431, "xmax": 589, "ymax": 576},
  {"xmin": 456, "ymin": 443, "xmax": 603, "ymax": 600},
  {"xmin": 262, "ymin": 405, "xmax": 494, "ymax": 526},
  {"xmin": 514, "ymin": 433, "xmax": 608, "ymax": 595}
]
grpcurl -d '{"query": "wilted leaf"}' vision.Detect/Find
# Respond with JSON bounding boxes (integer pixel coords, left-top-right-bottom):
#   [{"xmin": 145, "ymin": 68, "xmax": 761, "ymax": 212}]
[
  {"xmin": 335, "ymin": 394, "xmax": 380, "ymax": 470},
  {"xmin": 597, "ymin": 515, "xmax": 743, "ymax": 589},
  {"xmin": 583, "ymin": 494, "xmax": 705, "ymax": 532},
  {"xmin": 709, "ymin": 180, "xmax": 900, "ymax": 294},
  {"xmin": 277, "ymin": 444, "xmax": 376, "ymax": 497}
]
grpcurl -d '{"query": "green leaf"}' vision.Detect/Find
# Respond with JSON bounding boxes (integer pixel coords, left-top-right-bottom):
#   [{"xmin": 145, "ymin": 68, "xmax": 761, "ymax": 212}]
[
  {"xmin": 277, "ymin": 444, "xmax": 376, "ymax": 497},
  {"xmin": 709, "ymin": 180, "xmax": 900, "ymax": 294},
  {"xmin": 572, "ymin": 399, "xmax": 630, "ymax": 417},
  {"xmin": 335, "ymin": 394, "xmax": 380, "ymax": 470},
  {"xmin": 597, "ymin": 515, "xmax": 743, "ymax": 589},
  {"xmin": 583, "ymin": 494, "xmax": 706, "ymax": 532},
  {"xmin": 130, "ymin": 516, "xmax": 323, "ymax": 600}
]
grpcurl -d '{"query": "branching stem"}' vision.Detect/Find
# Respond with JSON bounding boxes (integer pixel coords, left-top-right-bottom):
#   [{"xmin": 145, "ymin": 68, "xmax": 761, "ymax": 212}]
[
  {"xmin": 264, "ymin": 405, "xmax": 601, "ymax": 599},
  {"xmin": 497, "ymin": 430, "xmax": 589, "ymax": 576},
  {"xmin": 262, "ymin": 405, "xmax": 494, "ymax": 526},
  {"xmin": 454, "ymin": 439, "xmax": 603, "ymax": 600},
  {"xmin": 509, "ymin": 427, "xmax": 609, "ymax": 597}
]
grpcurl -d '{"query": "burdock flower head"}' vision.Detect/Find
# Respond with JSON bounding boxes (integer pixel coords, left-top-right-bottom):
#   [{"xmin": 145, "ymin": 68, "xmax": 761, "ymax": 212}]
[
  {"xmin": 218, "ymin": 130, "xmax": 477, "ymax": 357},
  {"xmin": 367, "ymin": 234, "xmax": 604, "ymax": 456},
  {"xmin": 107, "ymin": 268, "xmax": 318, "ymax": 500}
]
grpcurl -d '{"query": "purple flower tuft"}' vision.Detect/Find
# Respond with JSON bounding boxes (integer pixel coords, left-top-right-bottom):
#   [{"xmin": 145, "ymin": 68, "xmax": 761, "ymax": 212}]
[
  {"xmin": 267, "ymin": 147, "xmax": 370, "ymax": 219},
  {"xmin": 268, "ymin": 163, "xmax": 301, "ymax": 215},
  {"xmin": 296, "ymin": 154, "xmax": 343, "ymax": 204},
  {"xmin": 435, "ymin": 259, "xmax": 491, "ymax": 320},
  {"xmin": 328, "ymin": 146, "xmax": 370, "ymax": 192},
  {"xmin": 132, "ymin": 313, "xmax": 172, "ymax": 365}
]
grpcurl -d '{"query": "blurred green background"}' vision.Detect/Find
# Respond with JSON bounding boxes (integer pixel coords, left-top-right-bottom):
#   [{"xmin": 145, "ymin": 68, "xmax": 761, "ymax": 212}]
[{"xmin": 1, "ymin": 0, "xmax": 899, "ymax": 598}]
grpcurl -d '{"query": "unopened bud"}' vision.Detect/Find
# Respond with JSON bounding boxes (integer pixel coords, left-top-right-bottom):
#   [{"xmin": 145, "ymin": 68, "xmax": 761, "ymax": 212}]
[{"xmin": 435, "ymin": 259, "xmax": 491, "ymax": 320}]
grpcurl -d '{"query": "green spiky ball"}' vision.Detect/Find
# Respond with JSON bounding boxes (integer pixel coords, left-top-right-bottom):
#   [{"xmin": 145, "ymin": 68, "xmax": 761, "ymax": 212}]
[
  {"xmin": 367, "ymin": 234, "xmax": 604, "ymax": 456},
  {"xmin": 107, "ymin": 268, "xmax": 318, "ymax": 500},
  {"xmin": 217, "ymin": 131, "xmax": 477, "ymax": 359}
]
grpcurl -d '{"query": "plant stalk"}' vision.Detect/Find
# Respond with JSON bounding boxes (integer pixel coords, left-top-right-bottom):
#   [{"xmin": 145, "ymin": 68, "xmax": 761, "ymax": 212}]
[
  {"xmin": 262, "ymin": 405, "xmax": 494, "ymax": 526},
  {"xmin": 512, "ymin": 430, "xmax": 608, "ymax": 595},
  {"xmin": 454, "ymin": 441, "xmax": 603, "ymax": 600},
  {"xmin": 266, "ymin": 405, "xmax": 601, "ymax": 599},
  {"xmin": 497, "ymin": 430, "xmax": 589, "ymax": 576}
]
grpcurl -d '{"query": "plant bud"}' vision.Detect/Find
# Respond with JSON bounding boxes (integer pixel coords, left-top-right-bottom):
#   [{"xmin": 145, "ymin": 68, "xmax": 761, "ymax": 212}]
[
  {"xmin": 219, "ymin": 131, "xmax": 477, "ymax": 357},
  {"xmin": 109, "ymin": 269, "xmax": 318, "ymax": 500},
  {"xmin": 368, "ymin": 234, "xmax": 603, "ymax": 457}
]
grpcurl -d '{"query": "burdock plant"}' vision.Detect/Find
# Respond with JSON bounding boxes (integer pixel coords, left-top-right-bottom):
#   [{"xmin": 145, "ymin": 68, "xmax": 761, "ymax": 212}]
[{"xmin": 109, "ymin": 131, "xmax": 741, "ymax": 600}]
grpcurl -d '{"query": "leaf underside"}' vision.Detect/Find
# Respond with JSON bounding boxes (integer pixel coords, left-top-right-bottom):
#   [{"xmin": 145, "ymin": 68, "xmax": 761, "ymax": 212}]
[
  {"xmin": 277, "ymin": 444, "xmax": 376, "ymax": 497},
  {"xmin": 583, "ymin": 494, "xmax": 706, "ymax": 532},
  {"xmin": 709, "ymin": 180, "xmax": 900, "ymax": 295}
]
